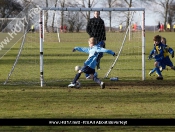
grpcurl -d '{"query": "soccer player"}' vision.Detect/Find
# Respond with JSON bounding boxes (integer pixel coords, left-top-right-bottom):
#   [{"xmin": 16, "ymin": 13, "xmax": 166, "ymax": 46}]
[
  {"xmin": 149, "ymin": 37, "xmax": 175, "ymax": 76},
  {"xmin": 86, "ymin": 11, "xmax": 106, "ymax": 70},
  {"xmin": 148, "ymin": 35, "xmax": 165, "ymax": 80},
  {"xmin": 68, "ymin": 37, "xmax": 116, "ymax": 89},
  {"xmin": 85, "ymin": 41, "xmax": 105, "ymax": 79}
]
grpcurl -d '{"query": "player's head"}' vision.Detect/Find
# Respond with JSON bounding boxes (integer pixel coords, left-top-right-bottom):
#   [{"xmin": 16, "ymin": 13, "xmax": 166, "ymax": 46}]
[
  {"xmin": 153, "ymin": 35, "xmax": 161, "ymax": 45},
  {"xmin": 88, "ymin": 37, "xmax": 95, "ymax": 47},
  {"xmin": 94, "ymin": 11, "xmax": 100, "ymax": 18},
  {"xmin": 161, "ymin": 37, "xmax": 166, "ymax": 44}
]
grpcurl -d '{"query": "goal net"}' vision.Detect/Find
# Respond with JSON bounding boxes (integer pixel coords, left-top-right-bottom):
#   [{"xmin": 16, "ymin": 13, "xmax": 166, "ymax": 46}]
[{"xmin": 3, "ymin": 7, "xmax": 145, "ymax": 86}]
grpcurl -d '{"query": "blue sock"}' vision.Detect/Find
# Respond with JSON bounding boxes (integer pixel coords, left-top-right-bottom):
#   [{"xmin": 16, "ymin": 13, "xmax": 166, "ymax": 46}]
[
  {"xmin": 155, "ymin": 67, "xmax": 162, "ymax": 76},
  {"xmin": 93, "ymin": 76, "xmax": 101, "ymax": 84},
  {"xmin": 72, "ymin": 73, "xmax": 81, "ymax": 84},
  {"xmin": 150, "ymin": 68, "xmax": 156, "ymax": 74}
]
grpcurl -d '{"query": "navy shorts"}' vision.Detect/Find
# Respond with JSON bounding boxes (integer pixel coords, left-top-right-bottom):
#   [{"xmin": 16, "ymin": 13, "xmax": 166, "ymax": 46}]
[
  {"xmin": 160, "ymin": 56, "xmax": 173, "ymax": 69},
  {"xmin": 81, "ymin": 66, "xmax": 95, "ymax": 74}
]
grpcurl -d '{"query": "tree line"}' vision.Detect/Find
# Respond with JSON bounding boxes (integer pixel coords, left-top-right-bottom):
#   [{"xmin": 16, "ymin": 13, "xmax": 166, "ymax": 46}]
[{"xmin": 0, "ymin": 0, "xmax": 175, "ymax": 32}]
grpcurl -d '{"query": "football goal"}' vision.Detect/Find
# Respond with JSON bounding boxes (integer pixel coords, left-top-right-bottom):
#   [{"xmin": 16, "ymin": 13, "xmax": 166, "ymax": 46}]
[{"xmin": 3, "ymin": 7, "xmax": 145, "ymax": 87}]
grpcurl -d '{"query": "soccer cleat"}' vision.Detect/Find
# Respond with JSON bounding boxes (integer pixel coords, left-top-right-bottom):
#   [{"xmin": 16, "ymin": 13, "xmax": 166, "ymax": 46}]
[
  {"xmin": 148, "ymin": 70, "xmax": 153, "ymax": 76},
  {"xmin": 100, "ymin": 82, "xmax": 105, "ymax": 89},
  {"xmin": 156, "ymin": 76, "xmax": 163, "ymax": 80},
  {"xmin": 68, "ymin": 83, "xmax": 76, "ymax": 88}
]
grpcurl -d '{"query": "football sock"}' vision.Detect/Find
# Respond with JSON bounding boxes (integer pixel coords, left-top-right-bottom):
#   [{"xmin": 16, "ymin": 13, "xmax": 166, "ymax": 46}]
[
  {"xmin": 93, "ymin": 76, "xmax": 101, "ymax": 84},
  {"xmin": 155, "ymin": 67, "xmax": 162, "ymax": 76},
  {"xmin": 72, "ymin": 73, "xmax": 81, "ymax": 84},
  {"xmin": 150, "ymin": 68, "xmax": 156, "ymax": 74}
]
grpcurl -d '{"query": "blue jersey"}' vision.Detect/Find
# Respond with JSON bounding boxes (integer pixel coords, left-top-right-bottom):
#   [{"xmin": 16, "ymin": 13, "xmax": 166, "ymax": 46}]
[
  {"xmin": 164, "ymin": 44, "xmax": 174, "ymax": 55},
  {"xmin": 160, "ymin": 44, "xmax": 174, "ymax": 69},
  {"xmin": 74, "ymin": 45, "xmax": 115, "ymax": 69},
  {"xmin": 149, "ymin": 43, "xmax": 165, "ymax": 61}
]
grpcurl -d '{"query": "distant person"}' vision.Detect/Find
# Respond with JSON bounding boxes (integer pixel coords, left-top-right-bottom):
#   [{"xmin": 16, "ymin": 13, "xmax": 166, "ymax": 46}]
[
  {"xmin": 133, "ymin": 23, "xmax": 137, "ymax": 31},
  {"xmin": 173, "ymin": 24, "xmax": 175, "ymax": 32},
  {"xmin": 119, "ymin": 24, "xmax": 122, "ymax": 32},
  {"xmin": 86, "ymin": 11, "xmax": 106, "ymax": 70},
  {"xmin": 63, "ymin": 25, "xmax": 67, "ymax": 33},
  {"xmin": 60, "ymin": 25, "xmax": 63, "ymax": 33},
  {"xmin": 166, "ymin": 23, "xmax": 170, "ymax": 32},
  {"xmin": 160, "ymin": 23, "xmax": 163, "ymax": 32},
  {"xmin": 157, "ymin": 22, "xmax": 160, "ymax": 32},
  {"xmin": 30, "ymin": 24, "xmax": 35, "ymax": 33}
]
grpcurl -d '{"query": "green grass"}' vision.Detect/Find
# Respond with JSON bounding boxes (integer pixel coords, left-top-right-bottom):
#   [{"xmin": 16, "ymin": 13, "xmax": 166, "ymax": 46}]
[
  {"xmin": 0, "ymin": 31, "xmax": 175, "ymax": 131},
  {"xmin": 1, "ymin": 83, "xmax": 175, "ymax": 118},
  {"xmin": 0, "ymin": 83, "xmax": 175, "ymax": 131}
]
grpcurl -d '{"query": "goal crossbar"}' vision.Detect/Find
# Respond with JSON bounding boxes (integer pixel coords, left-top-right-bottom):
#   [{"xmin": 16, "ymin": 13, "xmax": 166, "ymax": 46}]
[{"xmin": 42, "ymin": 7, "xmax": 145, "ymax": 11}]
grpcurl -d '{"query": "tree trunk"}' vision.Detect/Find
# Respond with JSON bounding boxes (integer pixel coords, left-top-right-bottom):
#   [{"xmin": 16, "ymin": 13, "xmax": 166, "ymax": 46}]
[
  {"xmin": 52, "ymin": 0, "xmax": 58, "ymax": 32},
  {"xmin": 88, "ymin": 0, "xmax": 91, "ymax": 21},
  {"xmin": 45, "ymin": 0, "xmax": 49, "ymax": 33}
]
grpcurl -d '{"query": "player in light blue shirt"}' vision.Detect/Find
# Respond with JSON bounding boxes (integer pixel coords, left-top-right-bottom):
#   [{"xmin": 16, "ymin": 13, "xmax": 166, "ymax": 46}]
[
  {"xmin": 68, "ymin": 37, "xmax": 116, "ymax": 88},
  {"xmin": 85, "ymin": 40, "xmax": 105, "ymax": 79}
]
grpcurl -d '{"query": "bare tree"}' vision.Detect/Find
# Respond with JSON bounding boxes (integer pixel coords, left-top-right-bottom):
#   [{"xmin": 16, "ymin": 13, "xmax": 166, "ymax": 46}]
[
  {"xmin": 45, "ymin": 0, "xmax": 49, "ymax": 32},
  {"xmin": 0, "ymin": 0, "xmax": 23, "ymax": 18},
  {"xmin": 169, "ymin": 2, "xmax": 175, "ymax": 25},
  {"xmin": 113, "ymin": 0, "xmax": 150, "ymax": 28},
  {"xmin": 101, "ymin": 0, "xmax": 121, "ymax": 32},
  {"xmin": 65, "ymin": 0, "xmax": 98, "ymax": 32},
  {"xmin": 52, "ymin": 0, "xmax": 59, "ymax": 32},
  {"xmin": 151, "ymin": 0, "xmax": 174, "ymax": 31},
  {"xmin": 122, "ymin": 0, "xmax": 135, "ymax": 28},
  {"xmin": 67, "ymin": 11, "xmax": 86, "ymax": 32},
  {"xmin": 56, "ymin": 0, "xmax": 66, "ymax": 30},
  {"xmin": 0, "ymin": 0, "xmax": 23, "ymax": 31},
  {"xmin": 72, "ymin": 0, "xmax": 99, "ymax": 23}
]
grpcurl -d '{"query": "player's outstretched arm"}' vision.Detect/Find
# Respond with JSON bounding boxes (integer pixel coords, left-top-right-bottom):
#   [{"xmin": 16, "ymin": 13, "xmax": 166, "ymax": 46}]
[
  {"xmin": 72, "ymin": 47, "xmax": 90, "ymax": 54},
  {"xmin": 97, "ymin": 47, "xmax": 116, "ymax": 56}
]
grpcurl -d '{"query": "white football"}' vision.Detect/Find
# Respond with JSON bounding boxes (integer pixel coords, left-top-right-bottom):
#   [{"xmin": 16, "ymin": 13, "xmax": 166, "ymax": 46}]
[{"xmin": 75, "ymin": 65, "xmax": 81, "ymax": 72}]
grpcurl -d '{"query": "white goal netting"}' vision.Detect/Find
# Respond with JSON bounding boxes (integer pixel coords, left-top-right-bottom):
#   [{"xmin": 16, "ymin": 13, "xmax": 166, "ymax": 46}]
[{"xmin": 2, "ymin": 7, "xmax": 145, "ymax": 86}]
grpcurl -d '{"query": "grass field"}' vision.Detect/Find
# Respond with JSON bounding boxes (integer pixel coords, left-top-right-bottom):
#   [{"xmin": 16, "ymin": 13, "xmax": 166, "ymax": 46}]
[{"xmin": 0, "ymin": 31, "xmax": 175, "ymax": 131}]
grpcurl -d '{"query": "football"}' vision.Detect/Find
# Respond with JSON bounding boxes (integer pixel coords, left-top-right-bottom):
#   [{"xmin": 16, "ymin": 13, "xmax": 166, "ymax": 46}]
[{"xmin": 75, "ymin": 65, "xmax": 81, "ymax": 72}]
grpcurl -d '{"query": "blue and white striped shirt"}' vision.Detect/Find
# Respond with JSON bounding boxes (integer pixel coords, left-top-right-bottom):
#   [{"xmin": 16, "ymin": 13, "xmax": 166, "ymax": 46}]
[{"xmin": 74, "ymin": 45, "xmax": 115, "ymax": 69}]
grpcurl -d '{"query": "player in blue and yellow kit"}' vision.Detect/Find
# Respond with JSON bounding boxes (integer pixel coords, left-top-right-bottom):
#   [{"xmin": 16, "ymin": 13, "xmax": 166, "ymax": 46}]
[
  {"xmin": 148, "ymin": 36, "xmax": 175, "ymax": 79},
  {"xmin": 148, "ymin": 35, "xmax": 165, "ymax": 80},
  {"xmin": 159, "ymin": 37, "xmax": 175, "ymax": 71}
]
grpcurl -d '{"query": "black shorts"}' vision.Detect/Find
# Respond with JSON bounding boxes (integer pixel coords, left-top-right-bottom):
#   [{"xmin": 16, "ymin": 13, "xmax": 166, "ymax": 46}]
[{"xmin": 81, "ymin": 66, "xmax": 95, "ymax": 74}]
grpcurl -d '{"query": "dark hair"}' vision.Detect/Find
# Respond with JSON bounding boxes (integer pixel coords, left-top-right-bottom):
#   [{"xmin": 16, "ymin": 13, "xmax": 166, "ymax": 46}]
[
  {"xmin": 153, "ymin": 35, "xmax": 161, "ymax": 42},
  {"xmin": 161, "ymin": 37, "xmax": 166, "ymax": 44},
  {"xmin": 95, "ymin": 11, "xmax": 100, "ymax": 15}
]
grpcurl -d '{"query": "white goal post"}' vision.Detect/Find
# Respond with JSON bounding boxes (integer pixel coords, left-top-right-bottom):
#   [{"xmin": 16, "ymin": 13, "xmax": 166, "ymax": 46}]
[{"xmin": 39, "ymin": 7, "xmax": 145, "ymax": 87}]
